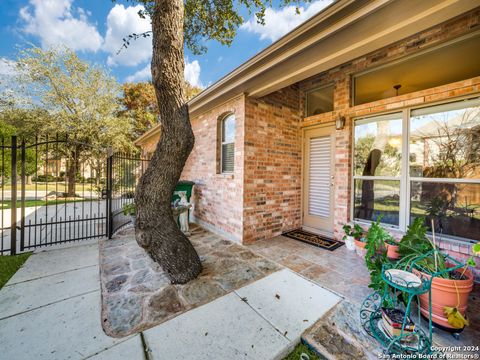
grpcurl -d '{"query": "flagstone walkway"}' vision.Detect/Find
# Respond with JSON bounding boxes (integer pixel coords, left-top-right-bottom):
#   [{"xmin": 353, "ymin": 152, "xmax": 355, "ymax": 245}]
[{"xmin": 100, "ymin": 225, "xmax": 285, "ymax": 337}]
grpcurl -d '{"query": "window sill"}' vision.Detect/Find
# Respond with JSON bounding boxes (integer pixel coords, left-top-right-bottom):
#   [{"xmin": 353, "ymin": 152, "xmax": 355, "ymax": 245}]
[
  {"xmin": 352, "ymin": 220, "xmax": 476, "ymax": 255},
  {"xmin": 217, "ymin": 173, "xmax": 234, "ymax": 179}
]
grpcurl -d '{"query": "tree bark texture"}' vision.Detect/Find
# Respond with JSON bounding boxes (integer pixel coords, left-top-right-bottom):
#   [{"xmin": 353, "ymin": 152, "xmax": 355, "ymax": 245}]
[
  {"xmin": 135, "ymin": 0, "xmax": 202, "ymax": 284},
  {"xmin": 66, "ymin": 149, "xmax": 78, "ymax": 197}
]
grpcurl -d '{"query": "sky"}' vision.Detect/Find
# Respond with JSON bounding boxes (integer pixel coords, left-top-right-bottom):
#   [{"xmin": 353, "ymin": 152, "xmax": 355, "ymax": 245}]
[{"xmin": 0, "ymin": 0, "xmax": 333, "ymax": 89}]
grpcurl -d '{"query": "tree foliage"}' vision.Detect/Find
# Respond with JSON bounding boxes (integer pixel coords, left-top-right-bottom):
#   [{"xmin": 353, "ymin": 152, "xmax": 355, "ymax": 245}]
[
  {"xmin": 120, "ymin": 81, "xmax": 202, "ymax": 140},
  {"xmin": 184, "ymin": 82, "xmax": 202, "ymax": 101},
  {"xmin": 0, "ymin": 119, "xmax": 37, "ymax": 179},
  {"xmin": 354, "ymin": 134, "xmax": 401, "ymax": 176},
  {"xmin": 132, "ymin": 0, "xmax": 307, "ymax": 55},
  {"xmin": 0, "ymin": 107, "xmax": 53, "ymax": 140},
  {"xmin": 1, "ymin": 46, "xmax": 134, "ymax": 194},
  {"xmin": 13, "ymin": 46, "xmax": 132, "ymax": 152},
  {"xmin": 121, "ymin": 82, "xmax": 158, "ymax": 140}
]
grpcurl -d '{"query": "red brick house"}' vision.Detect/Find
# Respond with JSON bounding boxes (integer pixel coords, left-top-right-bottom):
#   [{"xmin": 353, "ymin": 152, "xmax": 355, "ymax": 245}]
[{"xmin": 135, "ymin": 0, "xmax": 480, "ymax": 278}]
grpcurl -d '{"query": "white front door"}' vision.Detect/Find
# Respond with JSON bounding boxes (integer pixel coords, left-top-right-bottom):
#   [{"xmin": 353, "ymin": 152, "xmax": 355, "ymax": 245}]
[{"xmin": 303, "ymin": 126, "xmax": 335, "ymax": 234}]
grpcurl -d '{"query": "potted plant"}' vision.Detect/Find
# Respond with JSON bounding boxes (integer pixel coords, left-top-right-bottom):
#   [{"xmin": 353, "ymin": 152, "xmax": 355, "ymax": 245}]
[
  {"xmin": 364, "ymin": 218, "xmax": 392, "ymax": 291},
  {"xmin": 355, "ymin": 237, "xmax": 367, "ymax": 257},
  {"xmin": 384, "ymin": 236, "xmax": 400, "ymax": 260},
  {"xmin": 122, "ymin": 203, "xmax": 136, "ymax": 226},
  {"xmin": 397, "ymin": 218, "xmax": 476, "ymax": 330},
  {"xmin": 342, "ymin": 223, "xmax": 363, "ymax": 251}
]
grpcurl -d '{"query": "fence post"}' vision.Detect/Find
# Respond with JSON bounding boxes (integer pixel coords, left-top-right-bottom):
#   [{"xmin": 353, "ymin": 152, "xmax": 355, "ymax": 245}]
[
  {"xmin": 10, "ymin": 136, "xmax": 17, "ymax": 255},
  {"xmin": 106, "ymin": 148, "xmax": 113, "ymax": 239},
  {"xmin": 20, "ymin": 140, "xmax": 26, "ymax": 252}
]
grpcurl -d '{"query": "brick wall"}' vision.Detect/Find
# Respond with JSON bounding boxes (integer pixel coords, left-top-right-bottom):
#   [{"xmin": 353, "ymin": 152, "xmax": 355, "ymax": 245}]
[
  {"xmin": 297, "ymin": 8, "xmax": 480, "ymax": 280},
  {"xmin": 242, "ymin": 86, "xmax": 302, "ymax": 243},
  {"xmin": 151, "ymin": 9, "xmax": 480, "ymax": 279},
  {"xmin": 181, "ymin": 94, "xmax": 246, "ymax": 242}
]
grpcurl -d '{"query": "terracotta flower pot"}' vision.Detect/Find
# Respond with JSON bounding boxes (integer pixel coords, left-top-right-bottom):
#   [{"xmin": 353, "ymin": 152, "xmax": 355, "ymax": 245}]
[
  {"xmin": 413, "ymin": 267, "xmax": 474, "ymax": 330},
  {"xmin": 354, "ymin": 238, "xmax": 366, "ymax": 249},
  {"xmin": 385, "ymin": 242, "xmax": 400, "ymax": 259},
  {"xmin": 354, "ymin": 238, "xmax": 366, "ymax": 257}
]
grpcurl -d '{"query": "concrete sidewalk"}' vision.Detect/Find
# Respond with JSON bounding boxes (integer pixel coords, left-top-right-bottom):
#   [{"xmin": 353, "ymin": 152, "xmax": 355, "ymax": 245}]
[
  {"xmin": 0, "ymin": 239, "xmax": 143, "ymax": 360},
  {"xmin": 0, "ymin": 239, "xmax": 341, "ymax": 360}
]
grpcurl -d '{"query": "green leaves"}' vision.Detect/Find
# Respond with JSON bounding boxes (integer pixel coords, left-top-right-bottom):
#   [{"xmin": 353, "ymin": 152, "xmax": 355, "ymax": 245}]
[
  {"xmin": 123, "ymin": 202, "xmax": 136, "ymax": 216},
  {"xmin": 466, "ymin": 257, "xmax": 476, "ymax": 267},
  {"xmin": 396, "ymin": 217, "xmax": 452, "ymax": 278},
  {"xmin": 11, "ymin": 46, "xmax": 133, "ymax": 153},
  {"xmin": 343, "ymin": 223, "xmax": 364, "ymax": 239},
  {"xmin": 364, "ymin": 218, "xmax": 390, "ymax": 291},
  {"xmin": 0, "ymin": 119, "xmax": 38, "ymax": 177},
  {"xmin": 473, "ymin": 242, "xmax": 480, "ymax": 256},
  {"xmin": 134, "ymin": 0, "xmax": 309, "ymax": 55},
  {"xmin": 465, "ymin": 242, "xmax": 479, "ymax": 269},
  {"xmin": 397, "ymin": 217, "xmax": 432, "ymax": 258}
]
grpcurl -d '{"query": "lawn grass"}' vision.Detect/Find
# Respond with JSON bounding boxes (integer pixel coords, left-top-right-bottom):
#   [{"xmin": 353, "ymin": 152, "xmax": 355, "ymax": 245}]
[
  {"xmin": 0, "ymin": 252, "xmax": 32, "ymax": 289},
  {"xmin": 283, "ymin": 343, "xmax": 322, "ymax": 360}
]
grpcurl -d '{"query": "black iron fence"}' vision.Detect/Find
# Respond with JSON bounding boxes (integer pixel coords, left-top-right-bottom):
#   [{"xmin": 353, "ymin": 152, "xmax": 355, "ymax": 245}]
[
  {"xmin": 1, "ymin": 136, "xmax": 15, "ymax": 255},
  {"xmin": 0, "ymin": 135, "xmax": 149, "ymax": 255},
  {"xmin": 107, "ymin": 151, "xmax": 150, "ymax": 237}
]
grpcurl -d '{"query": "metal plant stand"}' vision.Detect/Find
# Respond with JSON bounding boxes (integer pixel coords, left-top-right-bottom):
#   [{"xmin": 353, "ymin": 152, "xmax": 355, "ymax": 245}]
[
  {"xmin": 360, "ymin": 268, "xmax": 433, "ymax": 355},
  {"xmin": 360, "ymin": 250, "xmax": 467, "ymax": 356}
]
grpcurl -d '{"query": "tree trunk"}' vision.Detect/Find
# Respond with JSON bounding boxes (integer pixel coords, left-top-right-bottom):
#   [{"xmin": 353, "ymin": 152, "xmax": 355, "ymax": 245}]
[
  {"xmin": 66, "ymin": 150, "xmax": 78, "ymax": 197},
  {"xmin": 134, "ymin": 0, "xmax": 202, "ymax": 284},
  {"xmin": 94, "ymin": 158, "xmax": 102, "ymax": 186}
]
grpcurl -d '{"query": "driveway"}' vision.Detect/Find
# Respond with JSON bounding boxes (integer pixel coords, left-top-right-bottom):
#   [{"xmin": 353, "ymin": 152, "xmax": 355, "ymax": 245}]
[{"xmin": 0, "ymin": 238, "xmax": 340, "ymax": 360}]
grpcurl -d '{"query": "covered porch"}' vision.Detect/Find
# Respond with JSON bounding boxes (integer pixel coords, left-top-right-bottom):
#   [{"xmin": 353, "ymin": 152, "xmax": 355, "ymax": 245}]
[{"xmin": 247, "ymin": 233, "xmax": 480, "ymax": 358}]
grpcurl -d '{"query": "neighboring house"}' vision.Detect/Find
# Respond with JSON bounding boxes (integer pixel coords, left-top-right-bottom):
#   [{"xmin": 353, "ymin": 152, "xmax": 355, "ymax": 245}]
[
  {"xmin": 39, "ymin": 157, "xmax": 99, "ymax": 180},
  {"xmin": 134, "ymin": 125, "xmax": 161, "ymax": 159},
  {"xmin": 136, "ymin": 1, "xmax": 480, "ymax": 278}
]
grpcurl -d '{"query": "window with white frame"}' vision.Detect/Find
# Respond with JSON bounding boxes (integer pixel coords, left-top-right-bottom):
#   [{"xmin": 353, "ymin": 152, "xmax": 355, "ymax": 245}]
[
  {"xmin": 353, "ymin": 98, "xmax": 480, "ymax": 241},
  {"xmin": 220, "ymin": 114, "xmax": 235, "ymax": 173}
]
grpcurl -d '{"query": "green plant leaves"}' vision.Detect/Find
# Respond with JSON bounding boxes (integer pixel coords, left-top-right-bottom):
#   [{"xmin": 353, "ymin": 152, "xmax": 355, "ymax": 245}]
[
  {"xmin": 364, "ymin": 218, "xmax": 391, "ymax": 292},
  {"xmin": 473, "ymin": 242, "xmax": 480, "ymax": 256}
]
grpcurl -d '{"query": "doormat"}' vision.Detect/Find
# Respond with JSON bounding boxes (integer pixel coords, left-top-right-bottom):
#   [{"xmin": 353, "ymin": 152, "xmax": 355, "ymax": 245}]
[{"xmin": 282, "ymin": 229, "xmax": 343, "ymax": 251}]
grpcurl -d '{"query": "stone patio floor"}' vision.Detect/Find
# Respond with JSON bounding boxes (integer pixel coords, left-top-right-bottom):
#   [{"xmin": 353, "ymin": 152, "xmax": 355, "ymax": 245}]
[
  {"xmin": 247, "ymin": 234, "xmax": 480, "ymax": 357},
  {"xmin": 100, "ymin": 224, "xmax": 284, "ymax": 337}
]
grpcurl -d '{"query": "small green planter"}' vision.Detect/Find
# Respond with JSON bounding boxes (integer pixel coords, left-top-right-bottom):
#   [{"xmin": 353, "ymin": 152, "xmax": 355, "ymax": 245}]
[
  {"xmin": 173, "ymin": 181, "xmax": 195, "ymax": 221},
  {"xmin": 173, "ymin": 181, "xmax": 195, "ymax": 204}
]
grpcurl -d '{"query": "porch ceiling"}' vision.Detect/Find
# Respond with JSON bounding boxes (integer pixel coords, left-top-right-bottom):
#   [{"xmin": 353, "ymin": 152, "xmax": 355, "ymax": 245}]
[{"xmin": 188, "ymin": 0, "xmax": 480, "ymax": 118}]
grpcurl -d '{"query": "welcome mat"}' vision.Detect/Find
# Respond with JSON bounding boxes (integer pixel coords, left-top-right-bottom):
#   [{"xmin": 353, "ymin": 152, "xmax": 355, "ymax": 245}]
[{"xmin": 282, "ymin": 229, "xmax": 343, "ymax": 251}]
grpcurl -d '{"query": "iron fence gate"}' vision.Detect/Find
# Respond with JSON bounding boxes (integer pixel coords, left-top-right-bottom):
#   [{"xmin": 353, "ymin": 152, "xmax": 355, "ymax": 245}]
[
  {"xmin": 107, "ymin": 151, "xmax": 150, "ymax": 237},
  {"xmin": 0, "ymin": 135, "xmax": 107, "ymax": 255},
  {"xmin": 0, "ymin": 135, "xmax": 150, "ymax": 255}
]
